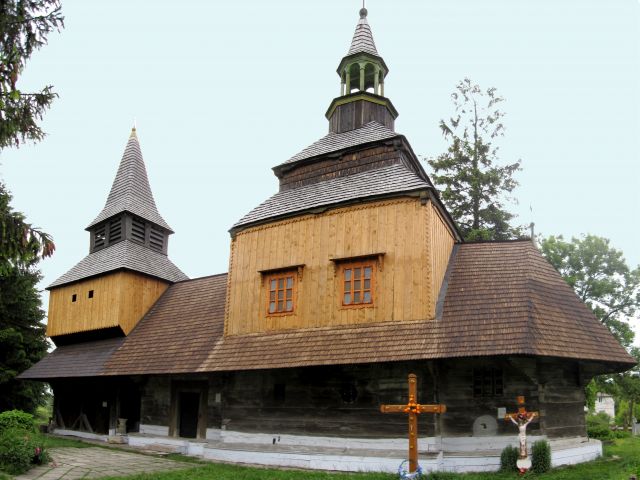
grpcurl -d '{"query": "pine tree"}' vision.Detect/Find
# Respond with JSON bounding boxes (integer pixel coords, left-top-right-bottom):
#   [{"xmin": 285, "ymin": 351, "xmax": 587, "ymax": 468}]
[
  {"xmin": 0, "ymin": 185, "xmax": 52, "ymax": 412},
  {"xmin": 0, "ymin": 0, "xmax": 64, "ymax": 148},
  {"xmin": 0, "ymin": 265, "xmax": 48, "ymax": 412},
  {"xmin": 428, "ymin": 78, "xmax": 522, "ymax": 240}
]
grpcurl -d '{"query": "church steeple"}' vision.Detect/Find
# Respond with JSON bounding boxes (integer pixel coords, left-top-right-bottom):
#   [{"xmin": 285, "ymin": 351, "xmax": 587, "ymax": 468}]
[
  {"xmin": 87, "ymin": 127, "xmax": 173, "ymax": 233},
  {"xmin": 85, "ymin": 128, "xmax": 174, "ymax": 255},
  {"xmin": 326, "ymin": 7, "xmax": 398, "ymax": 134}
]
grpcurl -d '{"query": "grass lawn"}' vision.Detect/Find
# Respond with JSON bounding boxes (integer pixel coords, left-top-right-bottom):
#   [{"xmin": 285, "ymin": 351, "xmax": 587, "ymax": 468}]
[{"xmin": 88, "ymin": 437, "xmax": 640, "ymax": 480}]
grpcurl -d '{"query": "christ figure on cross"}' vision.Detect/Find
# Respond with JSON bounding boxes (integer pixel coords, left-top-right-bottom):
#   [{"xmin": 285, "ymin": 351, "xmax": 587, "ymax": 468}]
[
  {"xmin": 509, "ymin": 411, "xmax": 537, "ymax": 458},
  {"xmin": 504, "ymin": 396, "xmax": 539, "ymax": 472}
]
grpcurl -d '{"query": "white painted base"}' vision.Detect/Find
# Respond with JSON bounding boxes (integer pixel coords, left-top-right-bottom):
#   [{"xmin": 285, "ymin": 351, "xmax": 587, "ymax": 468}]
[
  {"xmin": 139, "ymin": 424, "xmax": 170, "ymax": 436},
  {"xmin": 51, "ymin": 428, "xmax": 602, "ymax": 474},
  {"xmin": 52, "ymin": 428, "xmax": 108, "ymax": 442}
]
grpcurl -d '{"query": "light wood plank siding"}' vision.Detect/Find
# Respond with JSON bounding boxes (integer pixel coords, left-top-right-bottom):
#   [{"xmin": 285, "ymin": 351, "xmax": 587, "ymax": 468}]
[
  {"xmin": 429, "ymin": 202, "xmax": 455, "ymax": 308},
  {"xmin": 47, "ymin": 271, "xmax": 169, "ymax": 337},
  {"xmin": 225, "ymin": 198, "xmax": 456, "ymax": 336}
]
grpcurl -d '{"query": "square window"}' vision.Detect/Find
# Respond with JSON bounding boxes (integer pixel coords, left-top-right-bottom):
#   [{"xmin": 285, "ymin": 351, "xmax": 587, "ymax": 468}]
[
  {"xmin": 340, "ymin": 261, "xmax": 374, "ymax": 307},
  {"xmin": 473, "ymin": 368, "xmax": 503, "ymax": 397},
  {"xmin": 266, "ymin": 272, "xmax": 296, "ymax": 315}
]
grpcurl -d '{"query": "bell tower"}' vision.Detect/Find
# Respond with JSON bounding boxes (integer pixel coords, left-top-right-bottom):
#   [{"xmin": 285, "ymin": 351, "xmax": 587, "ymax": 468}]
[
  {"xmin": 46, "ymin": 128, "xmax": 188, "ymax": 345},
  {"xmin": 326, "ymin": 7, "xmax": 398, "ymax": 133}
]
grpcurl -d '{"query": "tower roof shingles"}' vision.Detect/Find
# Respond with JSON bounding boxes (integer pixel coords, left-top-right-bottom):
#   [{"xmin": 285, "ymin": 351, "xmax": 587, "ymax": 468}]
[
  {"xmin": 47, "ymin": 240, "xmax": 188, "ymax": 288},
  {"xmin": 347, "ymin": 9, "xmax": 380, "ymax": 57},
  {"xmin": 87, "ymin": 130, "xmax": 173, "ymax": 232}
]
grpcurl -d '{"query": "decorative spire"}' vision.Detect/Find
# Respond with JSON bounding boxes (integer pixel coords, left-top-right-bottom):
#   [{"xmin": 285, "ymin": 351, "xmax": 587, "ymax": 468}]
[
  {"xmin": 326, "ymin": 7, "xmax": 397, "ymax": 134},
  {"xmin": 87, "ymin": 129, "xmax": 173, "ymax": 232},
  {"xmin": 347, "ymin": 6, "xmax": 379, "ymax": 57}
]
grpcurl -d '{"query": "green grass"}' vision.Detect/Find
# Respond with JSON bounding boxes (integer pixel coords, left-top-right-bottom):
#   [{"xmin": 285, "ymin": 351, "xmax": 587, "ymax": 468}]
[
  {"xmin": 64, "ymin": 437, "xmax": 640, "ymax": 480},
  {"xmin": 42, "ymin": 435, "xmax": 95, "ymax": 448}
]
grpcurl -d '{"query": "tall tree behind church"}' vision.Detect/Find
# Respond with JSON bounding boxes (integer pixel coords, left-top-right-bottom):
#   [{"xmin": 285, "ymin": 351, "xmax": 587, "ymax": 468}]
[{"xmin": 428, "ymin": 78, "xmax": 522, "ymax": 240}]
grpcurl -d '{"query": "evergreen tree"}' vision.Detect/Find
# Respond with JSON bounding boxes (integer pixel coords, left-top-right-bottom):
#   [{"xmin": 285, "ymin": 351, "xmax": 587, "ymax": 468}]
[
  {"xmin": 0, "ymin": 186, "xmax": 51, "ymax": 412},
  {"xmin": 0, "ymin": 0, "xmax": 64, "ymax": 148},
  {"xmin": 0, "ymin": 264, "xmax": 48, "ymax": 412},
  {"xmin": 0, "ymin": 1, "xmax": 62, "ymax": 412},
  {"xmin": 428, "ymin": 78, "xmax": 522, "ymax": 240}
]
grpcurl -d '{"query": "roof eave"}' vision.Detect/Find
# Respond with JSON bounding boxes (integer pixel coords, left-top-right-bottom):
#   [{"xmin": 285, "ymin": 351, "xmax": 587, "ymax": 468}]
[{"xmin": 229, "ymin": 187, "xmax": 433, "ymax": 236}]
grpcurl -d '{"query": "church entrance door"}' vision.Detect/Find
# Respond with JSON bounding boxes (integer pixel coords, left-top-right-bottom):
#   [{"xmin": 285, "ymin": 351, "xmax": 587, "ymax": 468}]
[{"xmin": 179, "ymin": 392, "xmax": 200, "ymax": 438}]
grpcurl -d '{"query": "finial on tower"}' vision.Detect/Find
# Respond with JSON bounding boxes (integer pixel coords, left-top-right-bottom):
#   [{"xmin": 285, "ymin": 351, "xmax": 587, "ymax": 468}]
[{"xmin": 130, "ymin": 118, "xmax": 137, "ymax": 137}]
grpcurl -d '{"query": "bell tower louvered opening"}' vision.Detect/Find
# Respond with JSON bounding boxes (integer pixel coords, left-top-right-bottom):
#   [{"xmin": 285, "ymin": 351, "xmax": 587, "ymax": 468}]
[
  {"xmin": 131, "ymin": 217, "xmax": 146, "ymax": 244},
  {"xmin": 109, "ymin": 217, "xmax": 122, "ymax": 243},
  {"xmin": 125, "ymin": 214, "xmax": 168, "ymax": 254},
  {"xmin": 149, "ymin": 225, "xmax": 165, "ymax": 252}
]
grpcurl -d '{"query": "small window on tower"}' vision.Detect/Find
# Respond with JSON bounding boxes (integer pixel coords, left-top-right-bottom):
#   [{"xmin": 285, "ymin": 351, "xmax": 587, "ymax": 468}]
[
  {"xmin": 88, "ymin": 290, "xmax": 94, "ymax": 299},
  {"xmin": 266, "ymin": 272, "xmax": 296, "ymax": 315},
  {"xmin": 71, "ymin": 294, "xmax": 77, "ymax": 302}
]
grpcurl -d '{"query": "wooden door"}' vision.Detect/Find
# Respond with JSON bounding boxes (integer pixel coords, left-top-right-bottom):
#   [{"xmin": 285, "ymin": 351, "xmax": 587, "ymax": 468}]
[{"xmin": 178, "ymin": 392, "xmax": 200, "ymax": 438}]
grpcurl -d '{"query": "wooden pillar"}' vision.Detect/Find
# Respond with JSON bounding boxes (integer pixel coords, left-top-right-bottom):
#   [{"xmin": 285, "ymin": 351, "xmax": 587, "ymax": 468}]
[
  {"xmin": 359, "ymin": 63, "xmax": 365, "ymax": 91},
  {"xmin": 374, "ymin": 66, "xmax": 380, "ymax": 94},
  {"xmin": 345, "ymin": 69, "xmax": 351, "ymax": 94},
  {"xmin": 380, "ymin": 78, "xmax": 384, "ymax": 97}
]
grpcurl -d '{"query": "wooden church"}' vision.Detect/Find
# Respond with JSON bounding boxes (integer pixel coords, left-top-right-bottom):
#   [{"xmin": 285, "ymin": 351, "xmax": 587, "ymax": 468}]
[{"xmin": 21, "ymin": 7, "xmax": 635, "ymax": 473}]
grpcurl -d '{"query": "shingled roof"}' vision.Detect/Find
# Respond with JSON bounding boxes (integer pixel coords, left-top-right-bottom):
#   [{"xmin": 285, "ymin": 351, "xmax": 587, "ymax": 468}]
[
  {"xmin": 347, "ymin": 8, "xmax": 379, "ymax": 57},
  {"xmin": 87, "ymin": 129, "xmax": 172, "ymax": 232},
  {"xmin": 48, "ymin": 240, "xmax": 188, "ymax": 288},
  {"xmin": 233, "ymin": 163, "xmax": 430, "ymax": 229},
  {"xmin": 21, "ymin": 241, "xmax": 635, "ymax": 380},
  {"xmin": 19, "ymin": 337, "xmax": 124, "ymax": 379},
  {"xmin": 282, "ymin": 121, "xmax": 398, "ymax": 166}
]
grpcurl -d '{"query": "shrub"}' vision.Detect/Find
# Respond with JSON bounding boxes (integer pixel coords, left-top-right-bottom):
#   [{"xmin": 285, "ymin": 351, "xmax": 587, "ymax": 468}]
[
  {"xmin": 586, "ymin": 411, "xmax": 613, "ymax": 440},
  {"xmin": 0, "ymin": 428, "xmax": 34, "ymax": 474},
  {"xmin": 0, "ymin": 410, "xmax": 35, "ymax": 434},
  {"xmin": 531, "ymin": 439, "xmax": 551, "ymax": 474},
  {"xmin": 499, "ymin": 444, "xmax": 518, "ymax": 472},
  {"xmin": 0, "ymin": 425, "xmax": 48, "ymax": 475}
]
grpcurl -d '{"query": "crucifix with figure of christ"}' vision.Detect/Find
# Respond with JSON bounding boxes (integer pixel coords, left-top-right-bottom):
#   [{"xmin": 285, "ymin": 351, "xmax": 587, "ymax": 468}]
[
  {"xmin": 380, "ymin": 373, "xmax": 446, "ymax": 474},
  {"xmin": 504, "ymin": 396, "xmax": 539, "ymax": 472}
]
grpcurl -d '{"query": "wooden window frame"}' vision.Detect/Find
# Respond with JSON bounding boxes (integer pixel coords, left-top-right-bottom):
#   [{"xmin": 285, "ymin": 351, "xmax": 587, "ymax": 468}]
[
  {"xmin": 472, "ymin": 367, "xmax": 504, "ymax": 398},
  {"xmin": 264, "ymin": 270, "xmax": 297, "ymax": 317},
  {"xmin": 339, "ymin": 260, "xmax": 375, "ymax": 308}
]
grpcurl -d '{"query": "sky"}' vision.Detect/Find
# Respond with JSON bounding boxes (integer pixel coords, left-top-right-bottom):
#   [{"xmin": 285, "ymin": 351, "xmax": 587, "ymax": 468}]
[{"xmin": 1, "ymin": 1, "xmax": 639, "ymax": 341}]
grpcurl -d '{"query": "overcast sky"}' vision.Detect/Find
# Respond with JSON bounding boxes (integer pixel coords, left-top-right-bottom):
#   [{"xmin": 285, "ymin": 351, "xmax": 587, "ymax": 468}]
[{"xmin": 1, "ymin": 0, "xmax": 639, "ymax": 342}]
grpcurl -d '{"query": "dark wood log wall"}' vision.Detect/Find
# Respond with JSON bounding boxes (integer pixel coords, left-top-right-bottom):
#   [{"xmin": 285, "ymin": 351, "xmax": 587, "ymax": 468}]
[
  {"xmin": 537, "ymin": 358, "xmax": 587, "ymax": 438},
  {"xmin": 278, "ymin": 145, "xmax": 401, "ymax": 192},
  {"xmin": 219, "ymin": 362, "xmax": 438, "ymax": 438},
  {"xmin": 436, "ymin": 358, "xmax": 542, "ymax": 438},
  {"xmin": 134, "ymin": 357, "xmax": 588, "ymax": 439}
]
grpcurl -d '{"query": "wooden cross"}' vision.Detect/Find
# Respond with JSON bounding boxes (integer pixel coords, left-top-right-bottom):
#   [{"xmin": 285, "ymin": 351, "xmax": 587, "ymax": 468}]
[
  {"xmin": 504, "ymin": 396, "xmax": 539, "ymax": 471},
  {"xmin": 380, "ymin": 373, "xmax": 446, "ymax": 474}
]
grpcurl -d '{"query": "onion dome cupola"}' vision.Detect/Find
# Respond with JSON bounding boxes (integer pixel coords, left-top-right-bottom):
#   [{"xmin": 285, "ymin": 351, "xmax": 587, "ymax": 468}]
[{"xmin": 326, "ymin": 7, "xmax": 398, "ymax": 134}]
